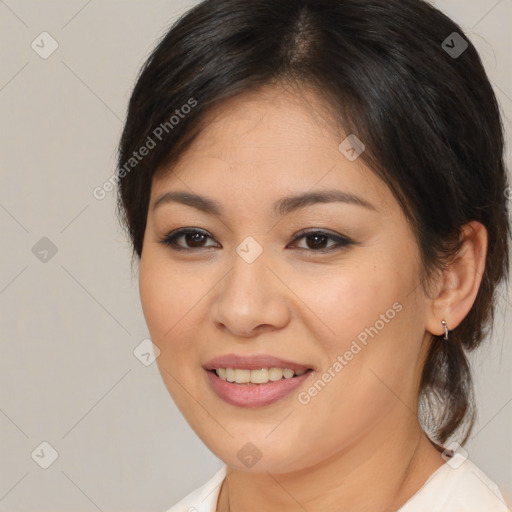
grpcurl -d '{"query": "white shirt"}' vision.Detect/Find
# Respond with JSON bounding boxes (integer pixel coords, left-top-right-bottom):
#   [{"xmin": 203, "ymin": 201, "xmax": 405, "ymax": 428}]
[{"xmin": 165, "ymin": 454, "xmax": 510, "ymax": 512}]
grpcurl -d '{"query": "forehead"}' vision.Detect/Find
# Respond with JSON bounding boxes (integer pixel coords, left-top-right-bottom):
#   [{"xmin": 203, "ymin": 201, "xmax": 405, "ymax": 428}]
[
  {"xmin": 151, "ymin": 86, "xmax": 393, "ymax": 214},
  {"xmin": 178, "ymin": 85, "xmax": 340, "ymax": 160}
]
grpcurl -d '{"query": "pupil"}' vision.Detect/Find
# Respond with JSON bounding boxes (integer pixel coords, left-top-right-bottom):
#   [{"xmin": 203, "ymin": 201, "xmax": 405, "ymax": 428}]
[
  {"xmin": 308, "ymin": 234, "xmax": 327, "ymax": 249},
  {"xmin": 187, "ymin": 233, "xmax": 205, "ymax": 247}
]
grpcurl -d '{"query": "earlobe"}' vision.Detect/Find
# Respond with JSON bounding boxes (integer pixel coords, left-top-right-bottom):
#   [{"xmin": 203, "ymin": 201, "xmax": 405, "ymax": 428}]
[{"xmin": 425, "ymin": 221, "xmax": 488, "ymax": 338}]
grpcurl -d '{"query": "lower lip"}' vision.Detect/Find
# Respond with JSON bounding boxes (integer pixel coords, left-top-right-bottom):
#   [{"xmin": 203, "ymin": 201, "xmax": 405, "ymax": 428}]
[{"xmin": 205, "ymin": 369, "xmax": 313, "ymax": 407}]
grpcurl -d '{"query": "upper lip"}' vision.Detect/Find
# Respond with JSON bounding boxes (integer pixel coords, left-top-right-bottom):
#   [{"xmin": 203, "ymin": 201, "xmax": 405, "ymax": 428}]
[{"xmin": 203, "ymin": 353, "xmax": 313, "ymax": 372}]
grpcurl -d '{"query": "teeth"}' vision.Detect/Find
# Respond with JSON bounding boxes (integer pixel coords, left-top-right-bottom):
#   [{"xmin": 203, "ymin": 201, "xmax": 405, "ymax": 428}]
[
  {"xmin": 251, "ymin": 368, "xmax": 270, "ymax": 383},
  {"xmin": 268, "ymin": 368, "xmax": 283, "ymax": 381},
  {"xmin": 282, "ymin": 368, "xmax": 295, "ymax": 379},
  {"xmin": 234, "ymin": 369, "xmax": 251, "ymax": 383},
  {"xmin": 214, "ymin": 367, "xmax": 308, "ymax": 384}
]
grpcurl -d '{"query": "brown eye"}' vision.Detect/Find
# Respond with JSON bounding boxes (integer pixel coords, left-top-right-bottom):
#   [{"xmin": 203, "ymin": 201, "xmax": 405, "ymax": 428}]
[
  {"xmin": 183, "ymin": 232, "xmax": 208, "ymax": 247},
  {"xmin": 304, "ymin": 233, "xmax": 329, "ymax": 250},
  {"xmin": 159, "ymin": 228, "xmax": 219, "ymax": 251},
  {"xmin": 159, "ymin": 227, "xmax": 353, "ymax": 253},
  {"xmin": 290, "ymin": 229, "xmax": 353, "ymax": 252}
]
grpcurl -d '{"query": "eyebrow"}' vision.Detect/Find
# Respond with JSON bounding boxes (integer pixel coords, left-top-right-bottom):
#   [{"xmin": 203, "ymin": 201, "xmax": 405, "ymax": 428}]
[{"xmin": 152, "ymin": 189, "xmax": 377, "ymax": 216}]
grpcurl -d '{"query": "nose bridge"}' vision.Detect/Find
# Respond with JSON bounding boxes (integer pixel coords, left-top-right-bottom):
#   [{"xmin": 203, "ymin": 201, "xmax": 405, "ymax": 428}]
[
  {"xmin": 224, "ymin": 236, "xmax": 269, "ymax": 303},
  {"xmin": 212, "ymin": 236, "xmax": 289, "ymax": 335}
]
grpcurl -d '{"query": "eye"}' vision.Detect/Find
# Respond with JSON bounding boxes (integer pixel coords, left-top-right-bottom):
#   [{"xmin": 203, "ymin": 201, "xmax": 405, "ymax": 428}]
[
  {"xmin": 288, "ymin": 229, "xmax": 353, "ymax": 252},
  {"xmin": 159, "ymin": 227, "xmax": 353, "ymax": 253},
  {"xmin": 159, "ymin": 228, "xmax": 219, "ymax": 251}
]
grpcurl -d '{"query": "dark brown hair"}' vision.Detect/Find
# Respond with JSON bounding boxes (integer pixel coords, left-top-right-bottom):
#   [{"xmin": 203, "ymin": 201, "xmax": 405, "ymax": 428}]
[{"xmin": 116, "ymin": 0, "xmax": 510, "ymax": 445}]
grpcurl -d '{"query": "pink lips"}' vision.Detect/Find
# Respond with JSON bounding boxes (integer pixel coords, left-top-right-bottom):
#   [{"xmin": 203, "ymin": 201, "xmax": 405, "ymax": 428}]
[{"xmin": 203, "ymin": 353, "xmax": 314, "ymax": 407}]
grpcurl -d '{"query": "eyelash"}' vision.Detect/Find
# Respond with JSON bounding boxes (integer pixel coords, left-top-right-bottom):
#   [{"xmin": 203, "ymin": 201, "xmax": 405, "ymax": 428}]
[{"xmin": 158, "ymin": 228, "xmax": 353, "ymax": 253}]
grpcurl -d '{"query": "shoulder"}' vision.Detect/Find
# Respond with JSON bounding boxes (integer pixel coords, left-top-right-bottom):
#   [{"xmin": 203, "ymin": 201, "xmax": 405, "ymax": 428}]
[
  {"xmin": 399, "ymin": 453, "xmax": 510, "ymax": 512},
  {"xmin": 164, "ymin": 465, "xmax": 227, "ymax": 512}
]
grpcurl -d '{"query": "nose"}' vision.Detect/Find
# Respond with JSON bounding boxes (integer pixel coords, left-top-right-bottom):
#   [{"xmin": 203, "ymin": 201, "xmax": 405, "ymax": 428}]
[{"xmin": 210, "ymin": 249, "xmax": 291, "ymax": 337}]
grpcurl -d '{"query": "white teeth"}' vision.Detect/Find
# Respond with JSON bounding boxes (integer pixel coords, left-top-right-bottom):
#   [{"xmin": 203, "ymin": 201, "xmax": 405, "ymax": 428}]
[
  {"xmin": 214, "ymin": 367, "xmax": 307, "ymax": 384},
  {"xmin": 251, "ymin": 368, "xmax": 269, "ymax": 384},
  {"xmin": 234, "ymin": 369, "xmax": 251, "ymax": 383},
  {"xmin": 282, "ymin": 368, "xmax": 295, "ymax": 379},
  {"xmin": 268, "ymin": 367, "xmax": 283, "ymax": 381}
]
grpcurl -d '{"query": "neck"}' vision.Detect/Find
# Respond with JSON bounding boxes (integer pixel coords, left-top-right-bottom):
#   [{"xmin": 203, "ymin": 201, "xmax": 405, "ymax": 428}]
[{"xmin": 217, "ymin": 414, "xmax": 445, "ymax": 512}]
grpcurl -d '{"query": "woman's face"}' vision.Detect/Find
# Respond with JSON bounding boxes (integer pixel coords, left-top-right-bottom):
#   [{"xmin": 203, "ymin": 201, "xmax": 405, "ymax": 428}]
[{"xmin": 139, "ymin": 86, "xmax": 431, "ymax": 473}]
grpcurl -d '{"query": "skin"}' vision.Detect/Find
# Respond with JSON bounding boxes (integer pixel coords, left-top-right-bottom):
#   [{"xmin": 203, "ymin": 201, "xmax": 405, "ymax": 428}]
[{"xmin": 138, "ymin": 84, "xmax": 487, "ymax": 512}]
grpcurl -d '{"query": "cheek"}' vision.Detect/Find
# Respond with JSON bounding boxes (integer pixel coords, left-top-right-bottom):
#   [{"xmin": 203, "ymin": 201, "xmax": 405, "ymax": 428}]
[
  {"xmin": 290, "ymin": 260, "xmax": 398, "ymax": 355},
  {"xmin": 290, "ymin": 261, "xmax": 421, "ymax": 414},
  {"xmin": 139, "ymin": 253, "xmax": 202, "ymax": 342},
  {"xmin": 138, "ymin": 264, "xmax": 169, "ymax": 341},
  {"xmin": 138, "ymin": 253, "xmax": 209, "ymax": 417}
]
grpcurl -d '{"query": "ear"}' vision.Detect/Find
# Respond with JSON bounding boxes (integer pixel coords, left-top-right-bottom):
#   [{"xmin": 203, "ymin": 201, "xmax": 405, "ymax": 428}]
[{"xmin": 425, "ymin": 221, "xmax": 488, "ymax": 337}]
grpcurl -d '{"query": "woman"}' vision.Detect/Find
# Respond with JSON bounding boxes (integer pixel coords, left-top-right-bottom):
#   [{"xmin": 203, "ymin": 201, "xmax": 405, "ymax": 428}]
[{"xmin": 116, "ymin": 0, "xmax": 511, "ymax": 510}]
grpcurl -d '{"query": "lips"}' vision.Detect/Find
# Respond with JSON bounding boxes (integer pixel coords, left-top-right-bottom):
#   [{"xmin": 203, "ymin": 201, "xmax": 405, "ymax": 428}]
[{"xmin": 203, "ymin": 353, "xmax": 313, "ymax": 373}]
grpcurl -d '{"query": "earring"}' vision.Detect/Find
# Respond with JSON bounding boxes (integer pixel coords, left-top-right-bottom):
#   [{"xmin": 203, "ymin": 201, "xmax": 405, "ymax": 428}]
[{"xmin": 441, "ymin": 319, "xmax": 449, "ymax": 340}]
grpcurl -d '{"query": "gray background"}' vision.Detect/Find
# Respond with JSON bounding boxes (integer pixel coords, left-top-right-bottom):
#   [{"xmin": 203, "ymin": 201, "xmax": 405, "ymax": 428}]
[{"xmin": 0, "ymin": 1, "xmax": 511, "ymax": 511}]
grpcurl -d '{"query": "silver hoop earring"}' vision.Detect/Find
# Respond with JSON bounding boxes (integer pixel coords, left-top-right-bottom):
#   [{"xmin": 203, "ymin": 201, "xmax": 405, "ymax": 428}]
[{"xmin": 441, "ymin": 319, "xmax": 449, "ymax": 340}]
